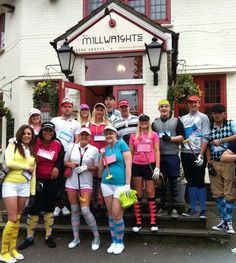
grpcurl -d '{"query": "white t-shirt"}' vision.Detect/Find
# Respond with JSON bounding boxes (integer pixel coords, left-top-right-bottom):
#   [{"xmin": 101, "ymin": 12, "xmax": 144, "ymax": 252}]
[
  {"xmin": 64, "ymin": 143, "xmax": 99, "ymax": 190},
  {"xmin": 51, "ymin": 116, "xmax": 81, "ymax": 152}
]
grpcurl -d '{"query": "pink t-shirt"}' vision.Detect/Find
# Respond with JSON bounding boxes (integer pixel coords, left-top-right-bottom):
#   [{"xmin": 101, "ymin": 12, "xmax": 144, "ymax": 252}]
[
  {"xmin": 129, "ymin": 131, "xmax": 159, "ymax": 165},
  {"xmin": 89, "ymin": 123, "xmax": 107, "ymax": 151}
]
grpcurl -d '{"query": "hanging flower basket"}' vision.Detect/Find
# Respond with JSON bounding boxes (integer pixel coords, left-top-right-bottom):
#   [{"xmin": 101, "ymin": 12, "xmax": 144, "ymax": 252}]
[
  {"xmin": 0, "ymin": 100, "xmax": 12, "ymax": 121},
  {"xmin": 32, "ymin": 80, "xmax": 59, "ymax": 117}
]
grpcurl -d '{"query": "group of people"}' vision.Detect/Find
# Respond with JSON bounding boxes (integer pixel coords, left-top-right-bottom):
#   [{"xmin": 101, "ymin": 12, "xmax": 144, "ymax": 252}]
[{"xmin": 0, "ymin": 93, "xmax": 236, "ymax": 262}]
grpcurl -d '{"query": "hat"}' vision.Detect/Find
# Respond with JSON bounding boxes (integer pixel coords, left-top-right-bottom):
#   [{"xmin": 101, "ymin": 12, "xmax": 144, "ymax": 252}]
[
  {"xmin": 105, "ymin": 94, "xmax": 115, "ymax": 100},
  {"xmin": 118, "ymin": 100, "xmax": 129, "ymax": 107},
  {"xmin": 139, "ymin": 114, "xmax": 150, "ymax": 121},
  {"xmin": 80, "ymin": 104, "xmax": 90, "ymax": 110},
  {"xmin": 211, "ymin": 104, "xmax": 226, "ymax": 113},
  {"xmin": 29, "ymin": 108, "xmax": 41, "ymax": 117},
  {"xmin": 78, "ymin": 127, "xmax": 92, "ymax": 135},
  {"xmin": 158, "ymin": 99, "xmax": 170, "ymax": 107},
  {"xmin": 94, "ymin": 102, "xmax": 106, "ymax": 109},
  {"xmin": 61, "ymin": 97, "xmax": 73, "ymax": 105},
  {"xmin": 41, "ymin": 122, "xmax": 55, "ymax": 131},
  {"xmin": 103, "ymin": 125, "xmax": 117, "ymax": 134},
  {"xmin": 188, "ymin": 95, "xmax": 200, "ymax": 102}
]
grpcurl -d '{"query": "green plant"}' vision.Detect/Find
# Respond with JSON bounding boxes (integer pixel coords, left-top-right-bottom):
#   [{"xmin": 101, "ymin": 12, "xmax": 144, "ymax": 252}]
[
  {"xmin": 32, "ymin": 80, "xmax": 59, "ymax": 117},
  {"xmin": 168, "ymin": 74, "xmax": 202, "ymax": 108},
  {"xmin": 0, "ymin": 100, "xmax": 12, "ymax": 121}
]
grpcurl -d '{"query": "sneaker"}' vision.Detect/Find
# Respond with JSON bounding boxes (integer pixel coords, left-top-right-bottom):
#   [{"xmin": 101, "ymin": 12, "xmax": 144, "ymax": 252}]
[
  {"xmin": 182, "ymin": 209, "xmax": 198, "ymax": 217},
  {"xmin": 225, "ymin": 221, "xmax": 235, "ymax": 234},
  {"xmin": 212, "ymin": 219, "xmax": 224, "ymax": 231},
  {"xmin": 45, "ymin": 236, "xmax": 56, "ymax": 248},
  {"xmin": 150, "ymin": 225, "xmax": 158, "ymax": 232},
  {"xmin": 17, "ymin": 238, "xmax": 34, "ymax": 250},
  {"xmin": 62, "ymin": 206, "xmax": 70, "ymax": 216},
  {"xmin": 68, "ymin": 238, "xmax": 80, "ymax": 249},
  {"xmin": 0, "ymin": 253, "xmax": 17, "ymax": 263},
  {"xmin": 170, "ymin": 209, "xmax": 179, "ymax": 218},
  {"xmin": 158, "ymin": 208, "xmax": 167, "ymax": 216},
  {"xmin": 11, "ymin": 250, "xmax": 24, "ymax": 260},
  {"xmin": 199, "ymin": 210, "xmax": 207, "ymax": 219},
  {"xmin": 113, "ymin": 243, "xmax": 125, "ymax": 255},
  {"xmin": 132, "ymin": 224, "xmax": 142, "ymax": 233},
  {"xmin": 53, "ymin": 207, "xmax": 61, "ymax": 217},
  {"xmin": 91, "ymin": 237, "xmax": 100, "ymax": 251},
  {"xmin": 107, "ymin": 243, "xmax": 116, "ymax": 254},
  {"xmin": 232, "ymin": 248, "xmax": 236, "ymax": 253}
]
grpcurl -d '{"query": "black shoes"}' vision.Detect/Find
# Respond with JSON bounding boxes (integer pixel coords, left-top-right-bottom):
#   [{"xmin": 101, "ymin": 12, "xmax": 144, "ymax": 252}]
[
  {"xmin": 18, "ymin": 238, "xmax": 34, "ymax": 250},
  {"xmin": 45, "ymin": 236, "xmax": 56, "ymax": 248}
]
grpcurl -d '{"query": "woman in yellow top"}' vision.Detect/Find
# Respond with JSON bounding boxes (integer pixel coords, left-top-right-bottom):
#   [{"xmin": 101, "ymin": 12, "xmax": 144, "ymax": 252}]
[{"xmin": 0, "ymin": 125, "xmax": 36, "ymax": 263}]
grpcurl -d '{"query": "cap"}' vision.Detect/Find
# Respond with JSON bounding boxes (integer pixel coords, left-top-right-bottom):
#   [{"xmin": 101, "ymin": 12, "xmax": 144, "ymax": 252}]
[
  {"xmin": 94, "ymin": 102, "xmax": 106, "ymax": 109},
  {"xmin": 211, "ymin": 104, "xmax": 226, "ymax": 113},
  {"xmin": 188, "ymin": 95, "xmax": 200, "ymax": 102},
  {"xmin": 29, "ymin": 108, "xmax": 41, "ymax": 117},
  {"xmin": 41, "ymin": 122, "xmax": 55, "ymax": 131},
  {"xmin": 105, "ymin": 94, "xmax": 115, "ymax": 100},
  {"xmin": 80, "ymin": 104, "xmax": 90, "ymax": 110},
  {"xmin": 158, "ymin": 99, "xmax": 170, "ymax": 107},
  {"xmin": 61, "ymin": 97, "xmax": 73, "ymax": 105},
  {"xmin": 103, "ymin": 125, "xmax": 117, "ymax": 134},
  {"xmin": 139, "ymin": 114, "xmax": 150, "ymax": 121},
  {"xmin": 118, "ymin": 100, "xmax": 129, "ymax": 107},
  {"xmin": 78, "ymin": 127, "xmax": 92, "ymax": 135}
]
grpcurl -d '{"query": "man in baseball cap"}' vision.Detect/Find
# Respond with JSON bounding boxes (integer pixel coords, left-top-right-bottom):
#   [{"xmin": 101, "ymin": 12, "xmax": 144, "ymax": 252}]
[{"xmin": 113, "ymin": 100, "xmax": 138, "ymax": 144}]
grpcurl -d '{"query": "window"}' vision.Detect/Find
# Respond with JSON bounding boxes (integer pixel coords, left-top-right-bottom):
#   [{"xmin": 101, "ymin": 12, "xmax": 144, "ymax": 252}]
[
  {"xmin": 194, "ymin": 75, "xmax": 226, "ymax": 117},
  {"xmin": 83, "ymin": 0, "xmax": 171, "ymax": 24},
  {"xmin": 85, "ymin": 56, "xmax": 143, "ymax": 81},
  {"xmin": 0, "ymin": 13, "xmax": 5, "ymax": 50}
]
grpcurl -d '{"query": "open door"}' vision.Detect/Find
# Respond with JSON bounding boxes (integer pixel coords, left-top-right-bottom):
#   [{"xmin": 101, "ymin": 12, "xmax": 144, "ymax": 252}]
[{"xmin": 59, "ymin": 80, "xmax": 86, "ymax": 116}]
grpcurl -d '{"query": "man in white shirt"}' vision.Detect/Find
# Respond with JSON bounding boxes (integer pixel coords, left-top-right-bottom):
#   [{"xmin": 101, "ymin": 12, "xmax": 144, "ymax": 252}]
[{"xmin": 51, "ymin": 97, "xmax": 81, "ymax": 216}]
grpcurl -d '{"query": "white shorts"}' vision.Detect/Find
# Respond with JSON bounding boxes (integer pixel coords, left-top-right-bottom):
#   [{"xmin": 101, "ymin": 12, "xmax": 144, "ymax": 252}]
[
  {"xmin": 2, "ymin": 182, "xmax": 30, "ymax": 198},
  {"xmin": 101, "ymin": 183, "xmax": 126, "ymax": 199}
]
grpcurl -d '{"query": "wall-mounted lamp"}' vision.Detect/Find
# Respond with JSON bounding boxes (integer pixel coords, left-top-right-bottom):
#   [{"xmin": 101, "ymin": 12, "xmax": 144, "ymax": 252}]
[
  {"xmin": 145, "ymin": 37, "xmax": 164, "ymax": 86},
  {"xmin": 50, "ymin": 40, "xmax": 76, "ymax": 82},
  {"xmin": 1, "ymin": 4, "xmax": 15, "ymax": 13},
  {"xmin": 104, "ymin": 7, "xmax": 116, "ymax": 28}
]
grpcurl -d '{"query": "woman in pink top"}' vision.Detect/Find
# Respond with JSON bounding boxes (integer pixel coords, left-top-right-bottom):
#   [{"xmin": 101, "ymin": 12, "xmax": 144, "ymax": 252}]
[{"xmin": 129, "ymin": 114, "xmax": 160, "ymax": 233}]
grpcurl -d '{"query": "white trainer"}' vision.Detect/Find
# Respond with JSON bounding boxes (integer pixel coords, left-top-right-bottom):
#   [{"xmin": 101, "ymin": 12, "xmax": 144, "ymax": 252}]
[
  {"xmin": 113, "ymin": 243, "xmax": 125, "ymax": 255},
  {"xmin": 68, "ymin": 238, "xmax": 80, "ymax": 249},
  {"xmin": 0, "ymin": 253, "xmax": 17, "ymax": 263},
  {"xmin": 132, "ymin": 225, "xmax": 142, "ymax": 233},
  {"xmin": 107, "ymin": 243, "xmax": 116, "ymax": 254},
  {"xmin": 62, "ymin": 206, "xmax": 70, "ymax": 216},
  {"xmin": 91, "ymin": 237, "xmax": 100, "ymax": 251},
  {"xmin": 53, "ymin": 207, "xmax": 61, "ymax": 217},
  {"xmin": 150, "ymin": 225, "xmax": 159, "ymax": 232}
]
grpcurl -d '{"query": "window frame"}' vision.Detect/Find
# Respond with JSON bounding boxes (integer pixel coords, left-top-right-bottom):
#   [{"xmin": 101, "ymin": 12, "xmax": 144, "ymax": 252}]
[
  {"xmin": 83, "ymin": 0, "xmax": 171, "ymax": 24},
  {"xmin": 0, "ymin": 13, "xmax": 5, "ymax": 50}
]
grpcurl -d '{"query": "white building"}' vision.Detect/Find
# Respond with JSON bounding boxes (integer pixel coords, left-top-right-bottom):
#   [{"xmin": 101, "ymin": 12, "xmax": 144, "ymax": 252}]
[{"xmin": 0, "ymin": 0, "xmax": 235, "ymax": 151}]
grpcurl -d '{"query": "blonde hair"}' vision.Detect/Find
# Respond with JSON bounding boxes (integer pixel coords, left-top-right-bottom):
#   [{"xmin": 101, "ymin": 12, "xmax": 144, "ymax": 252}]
[
  {"xmin": 90, "ymin": 105, "xmax": 110, "ymax": 125},
  {"xmin": 28, "ymin": 115, "xmax": 42, "ymax": 126},
  {"xmin": 77, "ymin": 110, "xmax": 91, "ymax": 124},
  {"xmin": 135, "ymin": 120, "xmax": 152, "ymax": 139}
]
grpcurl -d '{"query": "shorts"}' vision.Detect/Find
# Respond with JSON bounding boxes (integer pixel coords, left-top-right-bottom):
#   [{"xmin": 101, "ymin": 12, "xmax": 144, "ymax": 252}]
[
  {"xmin": 101, "ymin": 183, "xmax": 126, "ymax": 199},
  {"xmin": 2, "ymin": 182, "xmax": 30, "ymax": 198},
  {"xmin": 65, "ymin": 187, "xmax": 93, "ymax": 194},
  {"xmin": 132, "ymin": 163, "xmax": 155, "ymax": 180}
]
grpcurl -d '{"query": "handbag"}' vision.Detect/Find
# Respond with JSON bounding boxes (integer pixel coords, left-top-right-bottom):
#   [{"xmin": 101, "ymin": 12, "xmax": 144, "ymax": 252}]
[
  {"xmin": 119, "ymin": 189, "xmax": 138, "ymax": 209},
  {"xmin": 64, "ymin": 144, "xmax": 75, "ymax": 178}
]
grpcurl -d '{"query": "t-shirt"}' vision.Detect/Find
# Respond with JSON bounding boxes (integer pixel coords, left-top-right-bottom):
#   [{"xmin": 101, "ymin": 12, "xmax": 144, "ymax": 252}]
[
  {"xmin": 129, "ymin": 131, "xmax": 159, "ymax": 164},
  {"xmin": 65, "ymin": 143, "xmax": 99, "ymax": 190},
  {"xmin": 51, "ymin": 117, "xmax": 81, "ymax": 152},
  {"xmin": 180, "ymin": 111, "xmax": 210, "ymax": 153},
  {"xmin": 89, "ymin": 122, "xmax": 107, "ymax": 151},
  {"xmin": 102, "ymin": 140, "xmax": 129, "ymax": 186}
]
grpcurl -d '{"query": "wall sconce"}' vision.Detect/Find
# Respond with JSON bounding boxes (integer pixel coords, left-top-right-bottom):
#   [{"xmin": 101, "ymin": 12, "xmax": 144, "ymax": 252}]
[
  {"xmin": 51, "ymin": 39, "xmax": 76, "ymax": 82},
  {"xmin": 1, "ymin": 4, "xmax": 15, "ymax": 13},
  {"xmin": 145, "ymin": 37, "xmax": 164, "ymax": 86}
]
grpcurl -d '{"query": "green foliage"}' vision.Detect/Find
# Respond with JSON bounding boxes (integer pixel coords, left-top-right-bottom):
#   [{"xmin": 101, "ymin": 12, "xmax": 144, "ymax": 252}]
[
  {"xmin": 0, "ymin": 100, "xmax": 12, "ymax": 121},
  {"xmin": 168, "ymin": 74, "xmax": 202, "ymax": 107},
  {"xmin": 32, "ymin": 80, "xmax": 59, "ymax": 117}
]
